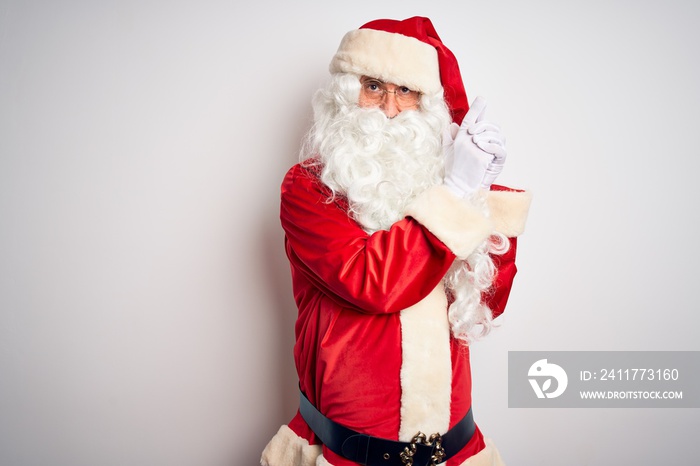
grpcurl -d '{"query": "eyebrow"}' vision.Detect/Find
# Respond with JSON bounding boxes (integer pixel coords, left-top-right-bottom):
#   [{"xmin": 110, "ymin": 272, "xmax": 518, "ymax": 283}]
[{"xmin": 361, "ymin": 76, "xmax": 383, "ymax": 83}]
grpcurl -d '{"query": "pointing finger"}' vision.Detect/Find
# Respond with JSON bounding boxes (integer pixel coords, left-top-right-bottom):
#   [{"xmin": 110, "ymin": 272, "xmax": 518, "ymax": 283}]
[{"xmin": 461, "ymin": 96, "xmax": 487, "ymax": 128}]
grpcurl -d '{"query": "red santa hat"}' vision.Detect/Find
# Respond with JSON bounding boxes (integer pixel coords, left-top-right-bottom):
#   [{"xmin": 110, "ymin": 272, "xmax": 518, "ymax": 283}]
[{"xmin": 329, "ymin": 16, "xmax": 470, "ymax": 125}]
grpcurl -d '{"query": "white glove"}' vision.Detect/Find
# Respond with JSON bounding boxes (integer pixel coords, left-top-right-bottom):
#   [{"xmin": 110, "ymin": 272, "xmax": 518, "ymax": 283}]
[{"xmin": 443, "ymin": 96, "xmax": 507, "ymax": 198}]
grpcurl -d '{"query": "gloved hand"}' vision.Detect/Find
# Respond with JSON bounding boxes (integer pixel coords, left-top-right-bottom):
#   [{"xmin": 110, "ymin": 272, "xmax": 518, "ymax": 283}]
[{"xmin": 443, "ymin": 96, "xmax": 507, "ymax": 198}]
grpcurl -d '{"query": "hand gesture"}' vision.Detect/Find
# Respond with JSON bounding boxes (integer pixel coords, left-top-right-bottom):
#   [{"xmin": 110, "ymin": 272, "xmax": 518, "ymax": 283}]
[{"xmin": 443, "ymin": 96, "xmax": 507, "ymax": 198}]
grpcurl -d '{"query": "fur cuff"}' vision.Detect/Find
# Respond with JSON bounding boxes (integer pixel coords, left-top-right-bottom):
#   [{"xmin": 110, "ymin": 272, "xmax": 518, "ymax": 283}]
[
  {"xmin": 405, "ymin": 185, "xmax": 493, "ymax": 259},
  {"xmin": 486, "ymin": 190, "xmax": 532, "ymax": 238},
  {"xmin": 260, "ymin": 425, "xmax": 322, "ymax": 466}
]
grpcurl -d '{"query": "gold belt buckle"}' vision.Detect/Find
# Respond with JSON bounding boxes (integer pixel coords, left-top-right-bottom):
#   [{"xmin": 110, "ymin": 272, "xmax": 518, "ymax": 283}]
[{"xmin": 399, "ymin": 431, "xmax": 446, "ymax": 466}]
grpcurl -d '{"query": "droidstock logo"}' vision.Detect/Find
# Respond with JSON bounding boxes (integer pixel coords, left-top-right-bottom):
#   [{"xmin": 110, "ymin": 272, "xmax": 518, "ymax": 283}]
[{"xmin": 528, "ymin": 359, "xmax": 568, "ymax": 399}]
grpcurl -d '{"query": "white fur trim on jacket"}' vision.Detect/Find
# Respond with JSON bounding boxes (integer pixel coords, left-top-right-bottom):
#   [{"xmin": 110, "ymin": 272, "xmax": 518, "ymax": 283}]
[
  {"xmin": 399, "ymin": 283, "xmax": 452, "ymax": 440},
  {"xmin": 260, "ymin": 425, "xmax": 322, "ymax": 466},
  {"xmin": 405, "ymin": 185, "xmax": 493, "ymax": 259},
  {"xmin": 485, "ymin": 190, "xmax": 532, "ymax": 238},
  {"xmin": 329, "ymin": 28, "xmax": 441, "ymax": 94}
]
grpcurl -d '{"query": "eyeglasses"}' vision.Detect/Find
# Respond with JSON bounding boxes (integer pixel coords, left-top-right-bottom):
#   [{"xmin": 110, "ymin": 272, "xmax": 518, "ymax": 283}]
[{"xmin": 360, "ymin": 77, "xmax": 421, "ymax": 107}]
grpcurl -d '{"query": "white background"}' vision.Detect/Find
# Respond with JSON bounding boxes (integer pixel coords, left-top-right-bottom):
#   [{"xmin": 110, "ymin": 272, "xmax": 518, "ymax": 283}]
[{"xmin": 1, "ymin": 1, "xmax": 698, "ymax": 465}]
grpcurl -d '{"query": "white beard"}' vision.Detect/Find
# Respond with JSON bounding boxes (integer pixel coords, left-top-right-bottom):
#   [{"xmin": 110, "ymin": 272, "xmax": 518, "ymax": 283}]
[
  {"xmin": 318, "ymin": 106, "xmax": 446, "ymax": 232},
  {"xmin": 301, "ymin": 73, "xmax": 501, "ymax": 344},
  {"xmin": 303, "ymin": 74, "xmax": 451, "ymax": 233}
]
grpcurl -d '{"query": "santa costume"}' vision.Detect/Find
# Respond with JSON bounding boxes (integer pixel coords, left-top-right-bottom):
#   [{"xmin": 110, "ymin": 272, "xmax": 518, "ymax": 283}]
[{"xmin": 261, "ymin": 17, "xmax": 531, "ymax": 466}]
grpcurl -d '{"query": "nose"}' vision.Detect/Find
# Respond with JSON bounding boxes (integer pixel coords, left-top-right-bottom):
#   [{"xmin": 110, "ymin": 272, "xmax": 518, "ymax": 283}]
[{"xmin": 380, "ymin": 93, "xmax": 400, "ymax": 118}]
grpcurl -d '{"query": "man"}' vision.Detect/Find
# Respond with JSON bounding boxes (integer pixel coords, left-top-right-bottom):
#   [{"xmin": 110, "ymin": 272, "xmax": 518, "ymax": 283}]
[{"xmin": 262, "ymin": 17, "xmax": 531, "ymax": 466}]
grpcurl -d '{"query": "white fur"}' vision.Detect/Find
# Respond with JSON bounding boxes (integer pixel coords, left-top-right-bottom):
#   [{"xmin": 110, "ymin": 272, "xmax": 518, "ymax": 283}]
[
  {"xmin": 329, "ymin": 28, "xmax": 441, "ymax": 94},
  {"xmin": 398, "ymin": 284, "xmax": 452, "ymax": 440},
  {"xmin": 260, "ymin": 425, "xmax": 322, "ymax": 466},
  {"xmin": 486, "ymin": 189, "xmax": 533, "ymax": 238},
  {"xmin": 404, "ymin": 186, "xmax": 493, "ymax": 259}
]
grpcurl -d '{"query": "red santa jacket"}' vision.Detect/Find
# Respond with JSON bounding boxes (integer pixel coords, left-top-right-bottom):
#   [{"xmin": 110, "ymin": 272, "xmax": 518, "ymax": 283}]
[{"xmin": 262, "ymin": 163, "xmax": 531, "ymax": 466}]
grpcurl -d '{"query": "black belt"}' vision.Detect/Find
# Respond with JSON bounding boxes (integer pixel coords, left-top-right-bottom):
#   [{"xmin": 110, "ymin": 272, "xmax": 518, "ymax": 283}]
[{"xmin": 299, "ymin": 389, "xmax": 476, "ymax": 466}]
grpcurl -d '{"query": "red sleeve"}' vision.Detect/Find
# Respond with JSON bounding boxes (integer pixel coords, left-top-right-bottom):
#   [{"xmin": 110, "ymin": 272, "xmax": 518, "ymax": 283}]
[
  {"xmin": 280, "ymin": 164, "xmax": 457, "ymax": 314},
  {"xmin": 483, "ymin": 184, "xmax": 522, "ymax": 318},
  {"xmin": 484, "ymin": 236, "xmax": 518, "ymax": 319}
]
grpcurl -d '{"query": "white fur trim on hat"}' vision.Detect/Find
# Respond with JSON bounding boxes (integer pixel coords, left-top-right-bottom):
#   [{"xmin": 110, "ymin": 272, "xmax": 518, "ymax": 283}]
[
  {"xmin": 329, "ymin": 28, "xmax": 441, "ymax": 94},
  {"xmin": 260, "ymin": 425, "xmax": 322, "ymax": 466}
]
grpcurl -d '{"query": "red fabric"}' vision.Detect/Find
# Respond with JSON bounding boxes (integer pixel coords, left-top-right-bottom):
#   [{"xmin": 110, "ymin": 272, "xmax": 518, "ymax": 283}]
[
  {"xmin": 449, "ymin": 343, "xmax": 486, "ymax": 466},
  {"xmin": 484, "ymin": 184, "xmax": 520, "ymax": 319},
  {"xmin": 281, "ymin": 164, "xmax": 519, "ymax": 465},
  {"xmin": 360, "ymin": 17, "xmax": 470, "ymax": 125}
]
